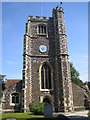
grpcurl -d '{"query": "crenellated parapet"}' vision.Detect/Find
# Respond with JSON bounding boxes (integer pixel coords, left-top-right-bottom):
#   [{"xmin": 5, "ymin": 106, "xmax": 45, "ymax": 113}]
[
  {"xmin": 28, "ymin": 15, "xmax": 48, "ymax": 22},
  {"xmin": 53, "ymin": 6, "xmax": 64, "ymax": 13}
]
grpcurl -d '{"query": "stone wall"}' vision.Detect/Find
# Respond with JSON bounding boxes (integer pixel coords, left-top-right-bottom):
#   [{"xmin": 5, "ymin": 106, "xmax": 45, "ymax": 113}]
[
  {"xmin": 72, "ymin": 83, "xmax": 85, "ymax": 111},
  {"xmin": 51, "ymin": 6, "xmax": 73, "ymax": 112},
  {"xmin": 2, "ymin": 81, "xmax": 22, "ymax": 112}
]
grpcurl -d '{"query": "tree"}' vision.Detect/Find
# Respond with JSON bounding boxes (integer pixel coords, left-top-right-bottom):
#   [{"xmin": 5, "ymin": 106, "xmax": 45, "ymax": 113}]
[
  {"xmin": 87, "ymin": 82, "xmax": 90, "ymax": 90},
  {"xmin": 0, "ymin": 74, "xmax": 1, "ymax": 80},
  {"xmin": 70, "ymin": 63, "xmax": 83, "ymax": 86},
  {"xmin": 0, "ymin": 74, "xmax": 6, "ymax": 91}
]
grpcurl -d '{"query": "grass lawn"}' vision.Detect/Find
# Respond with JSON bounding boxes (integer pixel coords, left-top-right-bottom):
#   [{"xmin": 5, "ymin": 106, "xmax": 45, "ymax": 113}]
[{"xmin": 2, "ymin": 112, "xmax": 44, "ymax": 119}]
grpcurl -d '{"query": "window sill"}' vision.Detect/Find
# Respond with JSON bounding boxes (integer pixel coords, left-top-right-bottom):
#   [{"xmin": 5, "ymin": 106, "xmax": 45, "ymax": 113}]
[
  {"xmin": 40, "ymin": 89, "xmax": 53, "ymax": 92},
  {"xmin": 10, "ymin": 103, "xmax": 19, "ymax": 106}
]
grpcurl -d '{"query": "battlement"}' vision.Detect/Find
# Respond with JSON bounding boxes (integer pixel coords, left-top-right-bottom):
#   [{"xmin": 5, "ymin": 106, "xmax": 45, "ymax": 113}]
[
  {"xmin": 53, "ymin": 6, "xmax": 64, "ymax": 13},
  {"xmin": 28, "ymin": 16, "xmax": 47, "ymax": 21}
]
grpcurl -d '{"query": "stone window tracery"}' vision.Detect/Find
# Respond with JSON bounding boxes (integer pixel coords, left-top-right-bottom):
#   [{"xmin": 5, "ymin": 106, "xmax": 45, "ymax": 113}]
[
  {"xmin": 11, "ymin": 93, "xmax": 19, "ymax": 104},
  {"xmin": 41, "ymin": 63, "xmax": 52, "ymax": 89}
]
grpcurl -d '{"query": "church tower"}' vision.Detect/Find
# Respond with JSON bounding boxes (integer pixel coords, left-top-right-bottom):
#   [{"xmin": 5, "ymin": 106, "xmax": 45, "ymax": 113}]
[{"xmin": 22, "ymin": 6, "xmax": 73, "ymax": 112}]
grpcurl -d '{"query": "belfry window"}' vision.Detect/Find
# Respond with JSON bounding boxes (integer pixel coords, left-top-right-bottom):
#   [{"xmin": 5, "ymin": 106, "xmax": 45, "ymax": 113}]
[
  {"xmin": 41, "ymin": 63, "xmax": 52, "ymax": 89},
  {"xmin": 11, "ymin": 93, "xmax": 19, "ymax": 104},
  {"xmin": 38, "ymin": 25, "xmax": 47, "ymax": 34}
]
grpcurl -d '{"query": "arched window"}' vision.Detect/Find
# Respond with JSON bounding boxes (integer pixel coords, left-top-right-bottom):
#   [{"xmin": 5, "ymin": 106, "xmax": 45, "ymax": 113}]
[
  {"xmin": 41, "ymin": 63, "xmax": 52, "ymax": 89},
  {"xmin": 11, "ymin": 93, "xmax": 19, "ymax": 104}
]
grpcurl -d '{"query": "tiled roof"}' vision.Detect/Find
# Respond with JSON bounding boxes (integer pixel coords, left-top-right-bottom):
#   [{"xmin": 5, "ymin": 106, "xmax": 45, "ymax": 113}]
[{"xmin": 5, "ymin": 79, "xmax": 21, "ymax": 88}]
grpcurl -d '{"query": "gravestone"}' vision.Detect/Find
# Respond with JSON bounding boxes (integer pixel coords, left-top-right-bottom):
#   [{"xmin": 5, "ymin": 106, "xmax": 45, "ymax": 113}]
[{"xmin": 44, "ymin": 103, "xmax": 53, "ymax": 118}]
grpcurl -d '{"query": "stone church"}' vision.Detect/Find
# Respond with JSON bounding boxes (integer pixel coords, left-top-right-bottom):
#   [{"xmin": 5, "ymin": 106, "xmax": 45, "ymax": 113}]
[
  {"xmin": 1, "ymin": 6, "xmax": 90, "ymax": 113},
  {"xmin": 22, "ymin": 6, "xmax": 73, "ymax": 112}
]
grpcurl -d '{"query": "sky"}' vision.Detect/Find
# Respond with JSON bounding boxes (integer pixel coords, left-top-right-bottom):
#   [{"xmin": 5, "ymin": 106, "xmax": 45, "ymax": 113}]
[
  {"xmin": 89, "ymin": 2, "xmax": 90, "ymax": 82},
  {"xmin": 2, "ymin": 2, "xmax": 88, "ymax": 82}
]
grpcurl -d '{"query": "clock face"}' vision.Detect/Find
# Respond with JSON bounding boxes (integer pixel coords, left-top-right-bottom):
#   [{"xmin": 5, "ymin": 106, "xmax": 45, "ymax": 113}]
[{"xmin": 39, "ymin": 45, "xmax": 47, "ymax": 53}]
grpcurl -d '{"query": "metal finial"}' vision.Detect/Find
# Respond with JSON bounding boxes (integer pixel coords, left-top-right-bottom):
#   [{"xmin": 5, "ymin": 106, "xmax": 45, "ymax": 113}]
[{"xmin": 60, "ymin": 2, "xmax": 62, "ymax": 7}]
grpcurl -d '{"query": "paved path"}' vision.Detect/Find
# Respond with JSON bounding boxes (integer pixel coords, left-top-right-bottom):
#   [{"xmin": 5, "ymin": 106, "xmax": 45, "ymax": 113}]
[
  {"xmin": 64, "ymin": 110, "xmax": 89, "ymax": 117},
  {"xmin": 69, "ymin": 116, "xmax": 90, "ymax": 120},
  {"xmin": 53, "ymin": 110, "xmax": 90, "ymax": 120}
]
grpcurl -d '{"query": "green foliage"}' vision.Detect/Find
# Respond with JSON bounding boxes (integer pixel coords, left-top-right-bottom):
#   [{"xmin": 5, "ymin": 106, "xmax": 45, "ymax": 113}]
[
  {"xmin": 0, "ymin": 74, "xmax": 1, "ymax": 79},
  {"xmin": 30, "ymin": 102, "xmax": 45, "ymax": 115},
  {"xmin": 70, "ymin": 62, "xmax": 83, "ymax": 86},
  {"xmin": 87, "ymin": 82, "xmax": 90, "ymax": 90},
  {"xmin": 70, "ymin": 63, "xmax": 79, "ymax": 78},
  {"xmin": 71, "ymin": 77, "xmax": 83, "ymax": 86},
  {"xmin": 88, "ymin": 111, "xmax": 90, "ymax": 116},
  {"xmin": 0, "ymin": 74, "xmax": 6, "ymax": 91}
]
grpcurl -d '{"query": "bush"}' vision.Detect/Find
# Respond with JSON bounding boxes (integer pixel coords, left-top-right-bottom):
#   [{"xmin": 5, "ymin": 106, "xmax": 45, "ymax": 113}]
[
  {"xmin": 88, "ymin": 111, "xmax": 90, "ymax": 116},
  {"xmin": 30, "ymin": 102, "xmax": 45, "ymax": 115}
]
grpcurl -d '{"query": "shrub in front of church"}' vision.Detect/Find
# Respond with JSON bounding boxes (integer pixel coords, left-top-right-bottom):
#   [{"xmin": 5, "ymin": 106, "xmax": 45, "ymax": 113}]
[
  {"xmin": 30, "ymin": 102, "xmax": 45, "ymax": 115},
  {"xmin": 88, "ymin": 111, "xmax": 90, "ymax": 116}
]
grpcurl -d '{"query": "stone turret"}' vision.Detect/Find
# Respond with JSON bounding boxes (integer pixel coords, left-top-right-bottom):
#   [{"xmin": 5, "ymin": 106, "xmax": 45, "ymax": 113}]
[{"xmin": 52, "ymin": 6, "xmax": 73, "ymax": 111}]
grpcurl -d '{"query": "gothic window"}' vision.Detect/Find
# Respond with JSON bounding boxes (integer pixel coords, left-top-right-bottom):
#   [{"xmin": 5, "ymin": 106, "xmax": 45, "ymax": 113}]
[
  {"xmin": 41, "ymin": 63, "xmax": 52, "ymax": 89},
  {"xmin": 11, "ymin": 93, "xmax": 19, "ymax": 104},
  {"xmin": 44, "ymin": 27, "xmax": 46, "ymax": 34},
  {"xmin": 38, "ymin": 25, "xmax": 47, "ymax": 34},
  {"xmin": 39, "ymin": 26, "xmax": 40, "ymax": 33}
]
